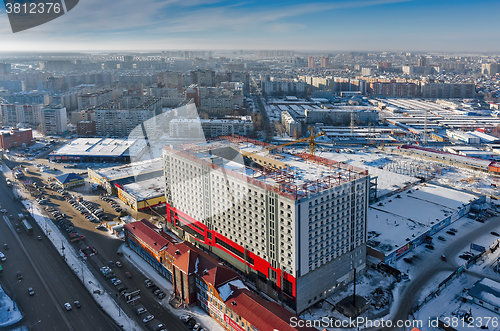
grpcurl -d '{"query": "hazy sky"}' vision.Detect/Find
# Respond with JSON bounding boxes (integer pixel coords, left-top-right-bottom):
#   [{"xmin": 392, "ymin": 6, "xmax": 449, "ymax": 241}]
[{"xmin": 0, "ymin": 0, "xmax": 499, "ymax": 52}]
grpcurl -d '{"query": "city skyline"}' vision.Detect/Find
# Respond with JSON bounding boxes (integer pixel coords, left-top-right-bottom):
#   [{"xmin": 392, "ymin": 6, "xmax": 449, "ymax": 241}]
[{"xmin": 0, "ymin": 0, "xmax": 499, "ymax": 52}]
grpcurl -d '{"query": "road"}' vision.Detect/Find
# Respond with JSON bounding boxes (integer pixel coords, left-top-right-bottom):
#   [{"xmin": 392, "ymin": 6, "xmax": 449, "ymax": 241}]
[
  {"xmin": 383, "ymin": 215, "xmax": 500, "ymax": 330},
  {"xmin": 3, "ymin": 158, "xmax": 191, "ymax": 331},
  {"xmin": 0, "ymin": 165, "xmax": 121, "ymax": 331}
]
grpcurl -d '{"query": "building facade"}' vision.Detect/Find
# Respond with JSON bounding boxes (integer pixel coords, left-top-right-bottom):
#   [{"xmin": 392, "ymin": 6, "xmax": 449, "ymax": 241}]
[
  {"xmin": 163, "ymin": 139, "xmax": 369, "ymax": 313},
  {"xmin": 0, "ymin": 128, "xmax": 33, "ymax": 149},
  {"xmin": 41, "ymin": 106, "xmax": 67, "ymax": 135}
]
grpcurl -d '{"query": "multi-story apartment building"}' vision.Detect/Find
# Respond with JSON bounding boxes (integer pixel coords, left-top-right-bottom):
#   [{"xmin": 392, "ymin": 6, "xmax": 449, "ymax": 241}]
[
  {"xmin": 77, "ymin": 89, "xmax": 114, "ymax": 110},
  {"xmin": 192, "ymin": 69, "xmax": 216, "ymax": 87},
  {"xmin": 93, "ymin": 97, "xmax": 161, "ymax": 136},
  {"xmin": 41, "ymin": 106, "xmax": 67, "ymax": 135},
  {"xmin": 281, "ymin": 110, "xmax": 302, "ymax": 136},
  {"xmin": 262, "ymin": 81, "xmax": 306, "ymax": 96},
  {"xmin": 157, "ymin": 71, "xmax": 183, "ymax": 93},
  {"xmin": 420, "ymin": 82, "xmax": 476, "ymax": 98},
  {"xmin": 482, "ymin": 63, "xmax": 499, "ymax": 76},
  {"xmin": 169, "ymin": 117, "xmax": 253, "ymax": 138},
  {"xmin": 163, "ymin": 138, "xmax": 369, "ymax": 313}
]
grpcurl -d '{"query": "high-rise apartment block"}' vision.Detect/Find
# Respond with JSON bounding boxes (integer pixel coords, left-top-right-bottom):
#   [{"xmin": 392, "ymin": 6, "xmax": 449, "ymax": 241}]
[
  {"xmin": 308, "ymin": 57, "xmax": 314, "ymax": 68},
  {"xmin": 41, "ymin": 106, "xmax": 67, "ymax": 135},
  {"xmin": 163, "ymin": 138, "xmax": 369, "ymax": 313},
  {"xmin": 320, "ymin": 57, "xmax": 329, "ymax": 68},
  {"xmin": 482, "ymin": 63, "xmax": 499, "ymax": 76}
]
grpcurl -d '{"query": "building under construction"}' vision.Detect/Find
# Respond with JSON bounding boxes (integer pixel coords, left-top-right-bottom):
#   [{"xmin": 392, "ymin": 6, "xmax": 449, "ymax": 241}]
[{"xmin": 162, "ymin": 136, "xmax": 369, "ymax": 313}]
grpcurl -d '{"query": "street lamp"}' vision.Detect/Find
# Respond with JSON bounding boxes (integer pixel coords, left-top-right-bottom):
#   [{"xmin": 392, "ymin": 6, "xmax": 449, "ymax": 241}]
[{"xmin": 29, "ymin": 319, "xmax": 42, "ymax": 330}]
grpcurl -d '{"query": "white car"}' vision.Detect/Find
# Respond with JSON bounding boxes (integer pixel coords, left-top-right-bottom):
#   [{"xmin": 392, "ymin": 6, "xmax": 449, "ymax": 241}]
[
  {"xmin": 142, "ymin": 315, "xmax": 154, "ymax": 323},
  {"xmin": 0, "ymin": 252, "xmax": 6, "ymax": 261},
  {"xmin": 64, "ymin": 302, "xmax": 72, "ymax": 311}
]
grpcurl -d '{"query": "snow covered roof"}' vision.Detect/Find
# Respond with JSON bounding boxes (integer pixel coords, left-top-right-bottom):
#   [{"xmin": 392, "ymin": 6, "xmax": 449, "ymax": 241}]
[{"xmin": 468, "ymin": 278, "xmax": 500, "ymax": 308}]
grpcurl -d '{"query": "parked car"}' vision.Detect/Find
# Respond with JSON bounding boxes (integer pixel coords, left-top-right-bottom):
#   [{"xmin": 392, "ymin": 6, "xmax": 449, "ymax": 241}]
[
  {"xmin": 179, "ymin": 314, "xmax": 193, "ymax": 322},
  {"xmin": 115, "ymin": 261, "xmax": 122, "ymax": 267},
  {"xmin": 143, "ymin": 315, "xmax": 154, "ymax": 323},
  {"xmin": 158, "ymin": 292, "xmax": 166, "ymax": 299},
  {"xmin": 491, "ymin": 231, "xmax": 500, "ymax": 236},
  {"xmin": 403, "ymin": 257, "xmax": 412, "ymax": 264},
  {"xmin": 193, "ymin": 323, "xmax": 202, "ymax": 331},
  {"xmin": 437, "ymin": 236, "xmax": 446, "ymax": 241},
  {"xmin": 137, "ymin": 307, "xmax": 147, "ymax": 315},
  {"xmin": 0, "ymin": 252, "xmax": 6, "ymax": 261},
  {"xmin": 446, "ymin": 230, "xmax": 456, "ymax": 235},
  {"xmin": 425, "ymin": 244, "xmax": 434, "ymax": 250},
  {"xmin": 64, "ymin": 302, "xmax": 72, "ymax": 311}
]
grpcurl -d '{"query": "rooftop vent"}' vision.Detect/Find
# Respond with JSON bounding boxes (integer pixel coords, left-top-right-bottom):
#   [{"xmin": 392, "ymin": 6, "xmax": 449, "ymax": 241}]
[
  {"xmin": 231, "ymin": 301, "xmax": 237, "ymax": 305},
  {"xmin": 175, "ymin": 249, "xmax": 180, "ymax": 255},
  {"xmin": 203, "ymin": 269, "xmax": 208, "ymax": 275}
]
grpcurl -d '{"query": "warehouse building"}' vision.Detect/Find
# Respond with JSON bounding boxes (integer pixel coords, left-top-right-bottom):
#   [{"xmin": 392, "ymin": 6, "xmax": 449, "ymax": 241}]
[{"xmin": 49, "ymin": 138, "xmax": 146, "ymax": 164}]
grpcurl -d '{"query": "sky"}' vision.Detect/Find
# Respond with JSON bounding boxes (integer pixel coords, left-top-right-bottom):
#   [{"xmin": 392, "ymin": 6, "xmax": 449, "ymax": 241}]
[{"xmin": 0, "ymin": 0, "xmax": 499, "ymax": 53}]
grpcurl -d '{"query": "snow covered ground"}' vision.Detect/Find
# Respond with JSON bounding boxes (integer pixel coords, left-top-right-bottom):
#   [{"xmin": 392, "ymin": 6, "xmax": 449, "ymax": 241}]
[
  {"xmin": 120, "ymin": 245, "xmax": 225, "ymax": 331},
  {"xmin": 415, "ymin": 273, "xmax": 500, "ymax": 331},
  {"xmin": 1, "ymin": 162, "xmax": 141, "ymax": 331},
  {"xmin": 0, "ymin": 285, "xmax": 23, "ymax": 328}
]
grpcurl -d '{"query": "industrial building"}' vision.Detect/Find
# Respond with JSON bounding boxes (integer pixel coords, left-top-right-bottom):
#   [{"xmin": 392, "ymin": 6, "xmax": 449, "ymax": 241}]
[
  {"xmin": 49, "ymin": 138, "xmax": 146, "ymax": 164},
  {"xmin": 367, "ymin": 183, "xmax": 483, "ymax": 264},
  {"xmin": 163, "ymin": 136, "xmax": 369, "ymax": 313}
]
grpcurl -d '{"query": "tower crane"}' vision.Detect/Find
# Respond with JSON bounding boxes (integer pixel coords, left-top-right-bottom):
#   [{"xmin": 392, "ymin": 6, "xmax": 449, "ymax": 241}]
[{"xmin": 245, "ymin": 126, "xmax": 326, "ymax": 157}]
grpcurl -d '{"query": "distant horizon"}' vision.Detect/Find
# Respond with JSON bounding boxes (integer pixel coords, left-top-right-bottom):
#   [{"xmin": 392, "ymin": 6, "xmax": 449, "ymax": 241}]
[{"xmin": 1, "ymin": 0, "xmax": 499, "ymax": 53}]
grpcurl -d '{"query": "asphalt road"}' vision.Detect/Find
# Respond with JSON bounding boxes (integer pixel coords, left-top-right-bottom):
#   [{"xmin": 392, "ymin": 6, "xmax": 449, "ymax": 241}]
[
  {"xmin": 381, "ymin": 214, "xmax": 500, "ymax": 331},
  {"xmin": 3, "ymin": 158, "xmax": 191, "ymax": 331},
  {"xmin": 0, "ymin": 166, "xmax": 121, "ymax": 331}
]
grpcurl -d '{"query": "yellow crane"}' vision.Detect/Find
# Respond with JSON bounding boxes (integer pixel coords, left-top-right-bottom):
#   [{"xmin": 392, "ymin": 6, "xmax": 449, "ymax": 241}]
[{"xmin": 248, "ymin": 126, "xmax": 326, "ymax": 156}]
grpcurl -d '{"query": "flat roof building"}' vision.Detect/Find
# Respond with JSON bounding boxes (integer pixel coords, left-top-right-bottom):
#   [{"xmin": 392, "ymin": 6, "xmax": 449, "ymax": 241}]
[
  {"xmin": 49, "ymin": 138, "xmax": 146, "ymax": 164},
  {"xmin": 163, "ymin": 136, "xmax": 369, "ymax": 313}
]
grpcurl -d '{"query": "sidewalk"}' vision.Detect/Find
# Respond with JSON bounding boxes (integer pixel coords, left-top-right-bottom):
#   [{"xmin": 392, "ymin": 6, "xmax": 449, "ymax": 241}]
[{"xmin": 120, "ymin": 245, "xmax": 225, "ymax": 331}]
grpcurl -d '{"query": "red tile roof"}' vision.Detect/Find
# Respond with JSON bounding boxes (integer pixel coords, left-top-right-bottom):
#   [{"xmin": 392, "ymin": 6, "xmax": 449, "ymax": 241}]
[
  {"xmin": 224, "ymin": 287, "xmax": 318, "ymax": 331},
  {"xmin": 124, "ymin": 222, "xmax": 168, "ymax": 254}
]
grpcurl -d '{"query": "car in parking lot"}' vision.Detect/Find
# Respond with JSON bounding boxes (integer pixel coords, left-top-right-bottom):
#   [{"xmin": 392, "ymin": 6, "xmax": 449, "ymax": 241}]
[
  {"xmin": 179, "ymin": 314, "xmax": 193, "ymax": 322},
  {"xmin": 158, "ymin": 292, "xmax": 166, "ymax": 299},
  {"xmin": 193, "ymin": 323, "xmax": 202, "ymax": 331},
  {"xmin": 64, "ymin": 302, "xmax": 72, "ymax": 311},
  {"xmin": 491, "ymin": 231, "xmax": 500, "ymax": 236},
  {"xmin": 403, "ymin": 257, "xmax": 412, "ymax": 264},
  {"xmin": 425, "ymin": 244, "xmax": 434, "ymax": 250},
  {"xmin": 446, "ymin": 230, "xmax": 456, "ymax": 235},
  {"xmin": 137, "ymin": 307, "xmax": 147, "ymax": 315},
  {"xmin": 154, "ymin": 289, "xmax": 161, "ymax": 296},
  {"xmin": 437, "ymin": 236, "xmax": 446, "ymax": 241},
  {"xmin": 154, "ymin": 324, "xmax": 166, "ymax": 331},
  {"xmin": 142, "ymin": 315, "xmax": 154, "ymax": 323},
  {"xmin": 144, "ymin": 279, "xmax": 154, "ymax": 287},
  {"xmin": 187, "ymin": 318, "xmax": 196, "ymax": 329}
]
